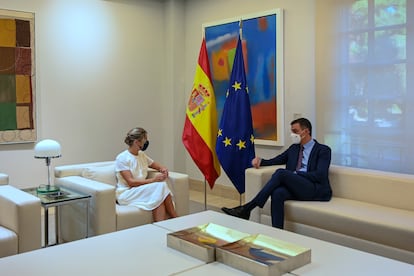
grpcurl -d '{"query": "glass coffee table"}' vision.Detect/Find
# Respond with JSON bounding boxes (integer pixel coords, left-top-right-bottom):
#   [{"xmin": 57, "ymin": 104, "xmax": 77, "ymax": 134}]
[{"xmin": 23, "ymin": 186, "xmax": 91, "ymax": 247}]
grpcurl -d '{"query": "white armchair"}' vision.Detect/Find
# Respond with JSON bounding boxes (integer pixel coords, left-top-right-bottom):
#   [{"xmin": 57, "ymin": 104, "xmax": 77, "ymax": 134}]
[
  {"xmin": 0, "ymin": 184, "xmax": 42, "ymax": 258},
  {"xmin": 54, "ymin": 161, "xmax": 189, "ymax": 242}
]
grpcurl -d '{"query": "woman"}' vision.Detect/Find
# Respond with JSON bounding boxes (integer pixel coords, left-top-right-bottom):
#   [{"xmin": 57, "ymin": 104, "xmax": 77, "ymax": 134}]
[{"xmin": 115, "ymin": 127, "xmax": 177, "ymax": 222}]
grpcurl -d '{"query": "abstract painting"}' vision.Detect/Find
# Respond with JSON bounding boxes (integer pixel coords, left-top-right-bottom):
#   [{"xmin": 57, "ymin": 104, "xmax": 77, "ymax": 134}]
[
  {"xmin": 0, "ymin": 9, "xmax": 36, "ymax": 144},
  {"xmin": 204, "ymin": 9, "xmax": 284, "ymax": 146}
]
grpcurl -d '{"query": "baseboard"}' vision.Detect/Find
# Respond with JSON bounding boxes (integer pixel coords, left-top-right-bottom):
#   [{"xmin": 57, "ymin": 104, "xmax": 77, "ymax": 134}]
[{"xmin": 189, "ymin": 178, "xmax": 245, "ymax": 202}]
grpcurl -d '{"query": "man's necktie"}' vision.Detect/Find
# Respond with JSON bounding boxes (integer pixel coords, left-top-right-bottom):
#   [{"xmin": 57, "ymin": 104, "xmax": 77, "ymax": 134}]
[{"xmin": 296, "ymin": 145, "xmax": 304, "ymax": 171}]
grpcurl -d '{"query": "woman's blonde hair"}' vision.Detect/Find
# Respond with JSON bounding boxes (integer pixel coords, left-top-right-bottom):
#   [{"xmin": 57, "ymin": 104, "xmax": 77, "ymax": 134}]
[{"xmin": 124, "ymin": 127, "xmax": 147, "ymax": 146}]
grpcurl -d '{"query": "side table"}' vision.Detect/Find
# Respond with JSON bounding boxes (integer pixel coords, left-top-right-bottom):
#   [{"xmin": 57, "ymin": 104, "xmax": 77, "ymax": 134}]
[{"xmin": 22, "ymin": 187, "xmax": 91, "ymax": 247}]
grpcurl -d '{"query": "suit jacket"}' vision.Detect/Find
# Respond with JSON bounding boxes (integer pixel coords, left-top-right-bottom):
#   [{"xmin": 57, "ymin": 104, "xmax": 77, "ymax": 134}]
[{"xmin": 260, "ymin": 140, "xmax": 332, "ymax": 200}]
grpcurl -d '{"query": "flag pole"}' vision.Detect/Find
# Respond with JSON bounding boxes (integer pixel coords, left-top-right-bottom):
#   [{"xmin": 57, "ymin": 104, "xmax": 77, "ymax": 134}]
[
  {"xmin": 202, "ymin": 30, "xmax": 207, "ymax": 211},
  {"xmin": 239, "ymin": 18, "xmax": 244, "ymax": 208},
  {"xmin": 201, "ymin": 29, "xmax": 207, "ymax": 212},
  {"xmin": 204, "ymin": 178, "xmax": 207, "ymax": 210},
  {"xmin": 239, "ymin": 18, "xmax": 243, "ymax": 39}
]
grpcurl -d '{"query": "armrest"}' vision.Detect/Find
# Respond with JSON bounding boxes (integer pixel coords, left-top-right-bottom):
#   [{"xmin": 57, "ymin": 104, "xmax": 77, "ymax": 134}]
[
  {"xmin": 245, "ymin": 165, "xmax": 282, "ymax": 222},
  {"xmin": 55, "ymin": 161, "xmax": 114, "ymax": 178},
  {"xmin": 55, "ymin": 176, "xmax": 117, "ymax": 238},
  {"xmin": 167, "ymin": 172, "xmax": 189, "ymax": 216},
  {"xmin": 0, "ymin": 185, "xmax": 41, "ymax": 253},
  {"xmin": 146, "ymin": 170, "xmax": 189, "ymax": 216},
  {"xmin": 0, "ymin": 173, "xmax": 8, "ymax": 185}
]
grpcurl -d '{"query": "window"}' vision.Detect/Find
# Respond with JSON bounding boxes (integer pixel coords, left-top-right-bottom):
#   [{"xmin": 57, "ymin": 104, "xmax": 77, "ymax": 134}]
[{"xmin": 317, "ymin": 0, "xmax": 414, "ymax": 174}]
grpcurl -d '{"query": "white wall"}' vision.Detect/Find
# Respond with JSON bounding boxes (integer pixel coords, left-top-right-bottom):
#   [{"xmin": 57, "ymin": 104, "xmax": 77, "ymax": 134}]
[
  {"xmin": 183, "ymin": 0, "xmax": 317, "ymax": 188},
  {"xmin": 163, "ymin": 0, "xmax": 187, "ymax": 173},
  {"xmin": 0, "ymin": 0, "xmax": 170, "ymax": 188},
  {"xmin": 0, "ymin": 0, "xmax": 317, "ymax": 191}
]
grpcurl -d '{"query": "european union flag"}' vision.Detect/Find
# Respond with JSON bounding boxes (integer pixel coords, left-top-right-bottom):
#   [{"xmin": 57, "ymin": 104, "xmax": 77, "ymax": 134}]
[{"xmin": 216, "ymin": 35, "xmax": 255, "ymax": 194}]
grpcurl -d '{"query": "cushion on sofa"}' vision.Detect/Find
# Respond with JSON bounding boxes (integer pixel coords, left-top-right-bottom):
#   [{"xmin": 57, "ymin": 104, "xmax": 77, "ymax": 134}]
[
  {"xmin": 0, "ymin": 226, "xmax": 18, "ymax": 258},
  {"xmin": 81, "ymin": 165, "xmax": 117, "ymax": 186},
  {"xmin": 329, "ymin": 165, "xmax": 414, "ymax": 211},
  {"xmin": 115, "ymin": 205, "xmax": 152, "ymax": 230},
  {"xmin": 284, "ymin": 198, "xmax": 414, "ymax": 252}
]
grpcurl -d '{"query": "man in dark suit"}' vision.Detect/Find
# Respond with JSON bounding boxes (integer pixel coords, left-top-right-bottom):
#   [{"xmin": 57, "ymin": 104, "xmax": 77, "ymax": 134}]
[{"xmin": 222, "ymin": 118, "xmax": 332, "ymax": 229}]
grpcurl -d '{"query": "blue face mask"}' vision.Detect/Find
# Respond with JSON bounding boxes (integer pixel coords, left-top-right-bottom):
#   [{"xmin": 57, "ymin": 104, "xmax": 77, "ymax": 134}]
[{"xmin": 141, "ymin": 140, "xmax": 149, "ymax": 151}]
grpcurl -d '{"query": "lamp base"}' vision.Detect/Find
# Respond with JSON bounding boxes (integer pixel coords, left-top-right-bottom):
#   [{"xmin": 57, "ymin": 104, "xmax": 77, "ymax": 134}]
[{"xmin": 36, "ymin": 185, "xmax": 60, "ymax": 194}]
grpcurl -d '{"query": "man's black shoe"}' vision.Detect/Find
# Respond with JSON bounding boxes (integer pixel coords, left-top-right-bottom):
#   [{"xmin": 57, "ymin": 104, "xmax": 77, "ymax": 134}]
[{"xmin": 221, "ymin": 206, "xmax": 250, "ymax": 220}]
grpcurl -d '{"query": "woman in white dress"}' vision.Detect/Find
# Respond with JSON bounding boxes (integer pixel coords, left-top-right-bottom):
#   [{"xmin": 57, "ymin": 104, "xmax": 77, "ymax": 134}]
[{"xmin": 115, "ymin": 127, "xmax": 177, "ymax": 222}]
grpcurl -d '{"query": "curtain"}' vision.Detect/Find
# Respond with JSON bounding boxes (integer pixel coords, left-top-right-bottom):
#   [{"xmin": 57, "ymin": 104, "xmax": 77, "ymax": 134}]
[{"xmin": 316, "ymin": 0, "xmax": 414, "ymax": 174}]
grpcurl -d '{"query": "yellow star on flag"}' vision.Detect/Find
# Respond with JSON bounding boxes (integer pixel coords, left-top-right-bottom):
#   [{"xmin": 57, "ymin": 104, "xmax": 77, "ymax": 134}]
[
  {"xmin": 250, "ymin": 134, "xmax": 255, "ymax": 144},
  {"xmin": 232, "ymin": 81, "xmax": 241, "ymax": 91},
  {"xmin": 236, "ymin": 139, "xmax": 246, "ymax": 150},
  {"xmin": 223, "ymin": 137, "xmax": 232, "ymax": 147},
  {"xmin": 217, "ymin": 129, "xmax": 223, "ymax": 137}
]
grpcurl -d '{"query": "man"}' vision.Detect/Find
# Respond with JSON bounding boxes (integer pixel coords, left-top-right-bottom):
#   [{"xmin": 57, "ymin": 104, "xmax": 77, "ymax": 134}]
[{"xmin": 221, "ymin": 118, "xmax": 332, "ymax": 229}]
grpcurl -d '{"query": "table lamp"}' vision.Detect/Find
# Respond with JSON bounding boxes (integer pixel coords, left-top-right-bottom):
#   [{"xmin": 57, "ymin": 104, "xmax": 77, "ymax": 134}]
[{"xmin": 34, "ymin": 139, "xmax": 61, "ymax": 193}]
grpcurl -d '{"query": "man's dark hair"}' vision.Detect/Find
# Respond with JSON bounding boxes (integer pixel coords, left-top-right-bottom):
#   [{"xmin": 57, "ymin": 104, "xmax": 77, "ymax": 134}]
[{"xmin": 291, "ymin": 118, "xmax": 312, "ymax": 136}]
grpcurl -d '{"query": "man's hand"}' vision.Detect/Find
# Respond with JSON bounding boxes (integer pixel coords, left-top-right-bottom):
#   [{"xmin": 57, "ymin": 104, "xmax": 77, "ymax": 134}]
[{"xmin": 251, "ymin": 157, "xmax": 262, "ymax": 169}]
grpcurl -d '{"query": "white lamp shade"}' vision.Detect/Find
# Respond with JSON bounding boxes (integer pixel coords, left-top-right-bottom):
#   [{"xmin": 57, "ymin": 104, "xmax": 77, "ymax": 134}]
[{"xmin": 34, "ymin": 139, "xmax": 62, "ymax": 158}]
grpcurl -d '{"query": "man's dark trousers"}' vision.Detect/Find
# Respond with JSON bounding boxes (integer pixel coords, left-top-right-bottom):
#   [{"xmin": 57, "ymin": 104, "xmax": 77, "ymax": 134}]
[{"xmin": 250, "ymin": 168, "xmax": 317, "ymax": 228}]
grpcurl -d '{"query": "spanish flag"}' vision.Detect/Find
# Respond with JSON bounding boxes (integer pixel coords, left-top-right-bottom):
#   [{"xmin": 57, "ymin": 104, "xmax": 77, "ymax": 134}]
[{"xmin": 182, "ymin": 38, "xmax": 220, "ymax": 188}]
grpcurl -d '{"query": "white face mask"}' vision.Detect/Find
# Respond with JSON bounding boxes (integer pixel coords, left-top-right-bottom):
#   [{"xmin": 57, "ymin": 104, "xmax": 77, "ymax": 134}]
[{"xmin": 290, "ymin": 133, "xmax": 301, "ymax": 144}]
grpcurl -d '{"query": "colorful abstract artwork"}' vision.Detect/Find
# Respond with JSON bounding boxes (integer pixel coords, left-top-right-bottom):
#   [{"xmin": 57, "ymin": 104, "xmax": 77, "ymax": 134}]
[
  {"xmin": 0, "ymin": 9, "xmax": 35, "ymax": 144},
  {"xmin": 204, "ymin": 9, "xmax": 284, "ymax": 146}
]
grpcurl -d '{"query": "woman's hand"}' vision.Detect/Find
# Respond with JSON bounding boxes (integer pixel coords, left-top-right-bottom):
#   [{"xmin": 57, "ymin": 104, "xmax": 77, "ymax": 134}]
[
  {"xmin": 159, "ymin": 167, "xmax": 169, "ymax": 177},
  {"xmin": 150, "ymin": 162, "xmax": 169, "ymax": 178},
  {"xmin": 153, "ymin": 172, "xmax": 167, "ymax": 182}
]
